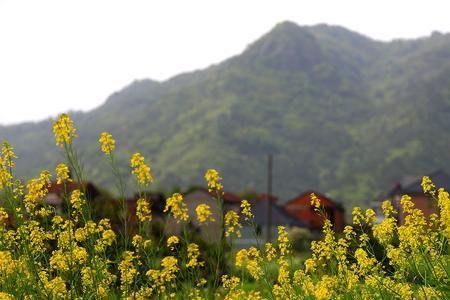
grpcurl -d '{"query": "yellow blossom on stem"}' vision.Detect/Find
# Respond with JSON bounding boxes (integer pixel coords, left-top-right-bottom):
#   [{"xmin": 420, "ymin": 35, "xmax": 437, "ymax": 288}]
[
  {"xmin": 24, "ymin": 170, "xmax": 52, "ymax": 214},
  {"xmin": 421, "ymin": 176, "xmax": 435, "ymax": 194},
  {"xmin": 265, "ymin": 242, "xmax": 276, "ymax": 261},
  {"xmin": 53, "ymin": 113, "xmax": 77, "ymax": 147},
  {"xmin": 195, "ymin": 204, "xmax": 215, "ymax": 223},
  {"xmin": 310, "ymin": 193, "xmax": 321, "ymax": 209},
  {"xmin": 240, "ymin": 199, "xmax": 253, "ymax": 220},
  {"xmin": 164, "ymin": 193, "xmax": 188, "ymax": 223},
  {"xmin": 119, "ymin": 251, "xmax": 138, "ymax": 289},
  {"xmin": 55, "ymin": 163, "xmax": 71, "ymax": 184},
  {"xmin": 70, "ymin": 189, "xmax": 85, "ymax": 212},
  {"xmin": 277, "ymin": 226, "xmax": 290, "ymax": 256},
  {"xmin": 130, "ymin": 153, "xmax": 153, "ymax": 185},
  {"xmin": 132, "ymin": 234, "xmax": 143, "ymax": 248},
  {"xmin": 225, "ymin": 210, "xmax": 242, "ymax": 237},
  {"xmin": 167, "ymin": 236, "xmax": 180, "ymax": 251},
  {"xmin": 0, "ymin": 208, "xmax": 8, "ymax": 225},
  {"xmin": 235, "ymin": 247, "xmax": 263, "ymax": 279},
  {"xmin": 204, "ymin": 169, "xmax": 223, "ymax": 192},
  {"xmin": 1, "ymin": 142, "xmax": 17, "ymax": 169},
  {"xmin": 136, "ymin": 198, "xmax": 152, "ymax": 222},
  {"xmin": 98, "ymin": 132, "xmax": 116, "ymax": 155},
  {"xmin": 186, "ymin": 243, "xmax": 203, "ymax": 268}
]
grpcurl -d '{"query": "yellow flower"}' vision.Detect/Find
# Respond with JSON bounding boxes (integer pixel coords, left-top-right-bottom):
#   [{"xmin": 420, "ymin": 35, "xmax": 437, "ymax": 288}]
[
  {"xmin": 364, "ymin": 208, "xmax": 376, "ymax": 224},
  {"xmin": 421, "ymin": 176, "xmax": 435, "ymax": 194},
  {"xmin": 53, "ymin": 113, "xmax": 77, "ymax": 147},
  {"xmin": 235, "ymin": 249, "xmax": 248, "ymax": 268},
  {"xmin": 265, "ymin": 242, "xmax": 276, "ymax": 261},
  {"xmin": 240, "ymin": 200, "xmax": 253, "ymax": 220},
  {"xmin": 55, "ymin": 163, "xmax": 71, "ymax": 184},
  {"xmin": 204, "ymin": 169, "xmax": 223, "ymax": 192},
  {"xmin": 235, "ymin": 247, "xmax": 263, "ymax": 279},
  {"xmin": 186, "ymin": 243, "xmax": 203, "ymax": 268},
  {"xmin": 354, "ymin": 248, "xmax": 377, "ymax": 275},
  {"xmin": 130, "ymin": 153, "xmax": 153, "ymax": 185},
  {"xmin": 164, "ymin": 193, "xmax": 188, "ymax": 223},
  {"xmin": 70, "ymin": 189, "xmax": 85, "ymax": 213},
  {"xmin": 132, "ymin": 234, "xmax": 143, "ymax": 248},
  {"xmin": 304, "ymin": 258, "xmax": 316, "ymax": 273},
  {"xmin": 277, "ymin": 226, "xmax": 290, "ymax": 256},
  {"xmin": 310, "ymin": 193, "xmax": 320, "ymax": 209},
  {"xmin": 225, "ymin": 211, "xmax": 242, "ymax": 237},
  {"xmin": 136, "ymin": 198, "xmax": 152, "ymax": 222},
  {"xmin": 99, "ymin": 132, "xmax": 116, "ymax": 155},
  {"xmin": 167, "ymin": 236, "xmax": 180, "ymax": 250},
  {"xmin": 195, "ymin": 204, "xmax": 215, "ymax": 223},
  {"xmin": 0, "ymin": 208, "xmax": 9, "ymax": 225},
  {"xmin": 1, "ymin": 142, "xmax": 17, "ymax": 169},
  {"xmin": 118, "ymin": 251, "xmax": 138, "ymax": 288},
  {"xmin": 24, "ymin": 170, "xmax": 52, "ymax": 214}
]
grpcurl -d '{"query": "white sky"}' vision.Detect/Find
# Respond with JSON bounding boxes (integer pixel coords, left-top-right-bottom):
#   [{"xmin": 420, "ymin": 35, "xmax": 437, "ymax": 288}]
[{"xmin": 1, "ymin": 0, "xmax": 449, "ymax": 125}]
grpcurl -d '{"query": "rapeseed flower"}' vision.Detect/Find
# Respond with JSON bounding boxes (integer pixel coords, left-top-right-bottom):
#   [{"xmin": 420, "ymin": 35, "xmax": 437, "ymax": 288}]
[
  {"xmin": 225, "ymin": 210, "xmax": 242, "ymax": 237},
  {"xmin": 53, "ymin": 113, "xmax": 77, "ymax": 147},
  {"xmin": 98, "ymin": 132, "xmax": 116, "ymax": 155},
  {"xmin": 167, "ymin": 235, "xmax": 180, "ymax": 250},
  {"xmin": 55, "ymin": 163, "xmax": 71, "ymax": 184},
  {"xmin": 195, "ymin": 204, "xmax": 215, "ymax": 223},
  {"xmin": 240, "ymin": 199, "xmax": 253, "ymax": 220},
  {"xmin": 204, "ymin": 169, "xmax": 223, "ymax": 192},
  {"xmin": 164, "ymin": 193, "xmax": 188, "ymax": 223},
  {"xmin": 136, "ymin": 197, "xmax": 152, "ymax": 222},
  {"xmin": 130, "ymin": 153, "xmax": 153, "ymax": 185}
]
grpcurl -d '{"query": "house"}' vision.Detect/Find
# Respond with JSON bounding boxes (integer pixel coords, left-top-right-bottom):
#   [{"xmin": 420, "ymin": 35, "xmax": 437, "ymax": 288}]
[
  {"xmin": 386, "ymin": 170, "xmax": 450, "ymax": 225},
  {"xmin": 284, "ymin": 191, "xmax": 345, "ymax": 232},
  {"xmin": 163, "ymin": 188, "xmax": 244, "ymax": 243},
  {"xmin": 236, "ymin": 197, "xmax": 309, "ymax": 248}
]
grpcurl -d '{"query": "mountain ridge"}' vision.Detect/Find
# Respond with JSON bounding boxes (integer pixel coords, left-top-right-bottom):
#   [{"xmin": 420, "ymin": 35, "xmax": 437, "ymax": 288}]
[{"xmin": 2, "ymin": 21, "xmax": 450, "ymax": 207}]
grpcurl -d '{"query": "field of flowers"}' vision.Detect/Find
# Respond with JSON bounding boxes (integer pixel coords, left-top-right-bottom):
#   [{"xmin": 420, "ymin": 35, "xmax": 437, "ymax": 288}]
[{"xmin": 0, "ymin": 114, "xmax": 449, "ymax": 299}]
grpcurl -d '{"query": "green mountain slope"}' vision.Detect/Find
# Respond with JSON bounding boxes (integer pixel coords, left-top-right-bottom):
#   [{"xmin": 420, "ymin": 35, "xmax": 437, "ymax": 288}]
[{"xmin": 2, "ymin": 21, "xmax": 450, "ymax": 207}]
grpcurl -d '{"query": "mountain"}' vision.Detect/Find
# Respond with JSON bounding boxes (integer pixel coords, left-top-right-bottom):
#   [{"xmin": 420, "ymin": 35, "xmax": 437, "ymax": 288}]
[{"xmin": 2, "ymin": 21, "xmax": 450, "ymax": 208}]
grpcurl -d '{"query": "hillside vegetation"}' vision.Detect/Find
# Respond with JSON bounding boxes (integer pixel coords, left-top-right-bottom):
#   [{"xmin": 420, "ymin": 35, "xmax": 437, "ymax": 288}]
[{"xmin": 2, "ymin": 21, "xmax": 450, "ymax": 207}]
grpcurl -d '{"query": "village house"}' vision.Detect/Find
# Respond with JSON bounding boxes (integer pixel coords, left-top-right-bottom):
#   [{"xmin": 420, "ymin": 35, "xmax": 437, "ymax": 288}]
[
  {"xmin": 236, "ymin": 195, "xmax": 309, "ymax": 248},
  {"xmin": 386, "ymin": 169, "xmax": 450, "ymax": 225},
  {"xmin": 284, "ymin": 191, "xmax": 345, "ymax": 232},
  {"xmin": 163, "ymin": 188, "xmax": 243, "ymax": 242}
]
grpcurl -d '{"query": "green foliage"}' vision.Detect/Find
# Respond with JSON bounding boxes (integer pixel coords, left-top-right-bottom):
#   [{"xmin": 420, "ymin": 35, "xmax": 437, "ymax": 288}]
[{"xmin": 2, "ymin": 21, "xmax": 450, "ymax": 209}]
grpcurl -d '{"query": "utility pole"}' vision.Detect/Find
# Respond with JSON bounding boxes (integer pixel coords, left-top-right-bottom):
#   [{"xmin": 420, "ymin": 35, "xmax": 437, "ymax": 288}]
[{"xmin": 266, "ymin": 154, "xmax": 273, "ymax": 243}]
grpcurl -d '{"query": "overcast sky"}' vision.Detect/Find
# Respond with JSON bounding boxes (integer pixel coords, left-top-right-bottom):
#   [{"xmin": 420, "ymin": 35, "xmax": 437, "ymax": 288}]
[{"xmin": 1, "ymin": 0, "xmax": 449, "ymax": 125}]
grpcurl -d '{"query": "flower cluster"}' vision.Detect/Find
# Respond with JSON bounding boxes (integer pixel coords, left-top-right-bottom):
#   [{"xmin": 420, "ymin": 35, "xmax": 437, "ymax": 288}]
[
  {"xmin": 136, "ymin": 197, "xmax": 152, "ymax": 222},
  {"xmin": 164, "ymin": 193, "xmax": 188, "ymax": 223},
  {"xmin": 98, "ymin": 132, "xmax": 116, "ymax": 155},
  {"xmin": 55, "ymin": 163, "xmax": 71, "ymax": 184},
  {"xmin": 224, "ymin": 210, "xmax": 242, "ymax": 237},
  {"xmin": 130, "ymin": 152, "xmax": 153, "ymax": 185},
  {"xmin": 204, "ymin": 169, "xmax": 223, "ymax": 192},
  {"xmin": 195, "ymin": 203, "xmax": 215, "ymax": 223},
  {"xmin": 53, "ymin": 113, "xmax": 77, "ymax": 147},
  {"xmin": 240, "ymin": 199, "xmax": 253, "ymax": 220}
]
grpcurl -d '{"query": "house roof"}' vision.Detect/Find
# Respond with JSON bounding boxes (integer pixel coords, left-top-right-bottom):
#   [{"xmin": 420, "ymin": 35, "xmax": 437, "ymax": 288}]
[
  {"xmin": 388, "ymin": 169, "xmax": 450, "ymax": 197},
  {"xmin": 251, "ymin": 201, "xmax": 309, "ymax": 228}
]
